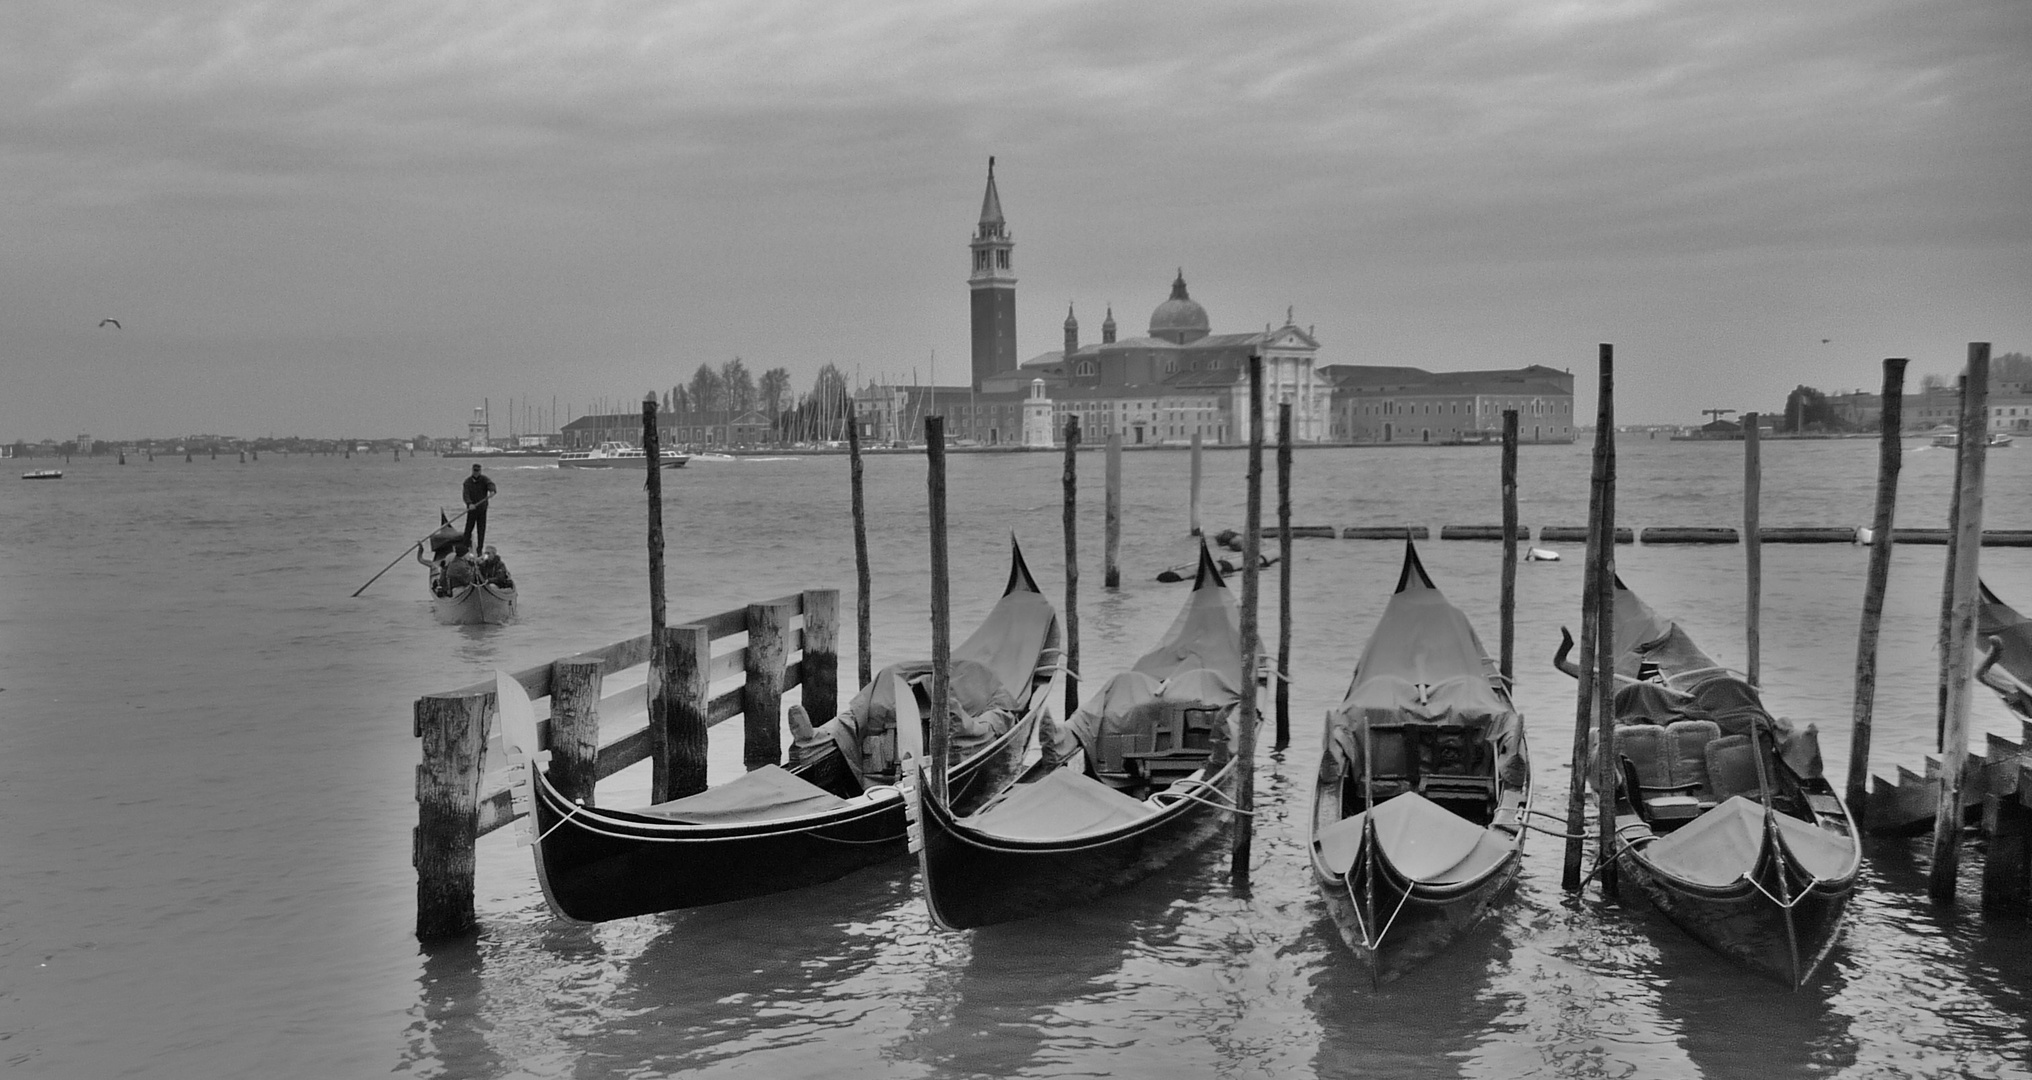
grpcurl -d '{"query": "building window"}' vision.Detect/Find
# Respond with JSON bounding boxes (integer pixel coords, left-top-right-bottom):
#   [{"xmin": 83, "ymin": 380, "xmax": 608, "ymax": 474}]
[{"xmin": 996, "ymin": 250, "xmax": 1008, "ymax": 269}]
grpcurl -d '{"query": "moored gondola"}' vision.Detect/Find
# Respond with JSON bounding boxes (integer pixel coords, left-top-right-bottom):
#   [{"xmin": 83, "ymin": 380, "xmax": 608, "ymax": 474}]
[
  {"xmin": 1309, "ymin": 542, "xmax": 1531, "ymax": 981},
  {"xmin": 915, "ymin": 541, "xmax": 1245, "ymax": 930},
  {"xmin": 1553, "ymin": 577, "xmax": 1859, "ymax": 987},
  {"xmin": 1976, "ymin": 581, "xmax": 2032, "ymax": 718},
  {"xmin": 496, "ymin": 539, "xmax": 1061, "ymax": 923}
]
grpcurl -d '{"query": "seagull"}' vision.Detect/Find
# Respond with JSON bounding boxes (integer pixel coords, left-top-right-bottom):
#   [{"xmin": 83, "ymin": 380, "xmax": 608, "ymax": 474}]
[
  {"xmin": 1820, "ymin": 338, "xmax": 1830, "ymax": 344},
  {"xmin": 99, "ymin": 319, "xmax": 121, "ymax": 329}
]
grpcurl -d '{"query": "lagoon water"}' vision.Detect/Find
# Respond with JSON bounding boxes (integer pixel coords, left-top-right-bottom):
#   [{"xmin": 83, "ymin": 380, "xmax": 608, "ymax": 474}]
[{"xmin": 2, "ymin": 438, "xmax": 2028, "ymax": 1079}]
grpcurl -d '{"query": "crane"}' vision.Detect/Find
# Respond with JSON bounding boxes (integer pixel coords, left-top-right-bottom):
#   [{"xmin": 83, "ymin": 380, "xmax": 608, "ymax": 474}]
[{"xmin": 1702, "ymin": 408, "xmax": 1737, "ymax": 426}]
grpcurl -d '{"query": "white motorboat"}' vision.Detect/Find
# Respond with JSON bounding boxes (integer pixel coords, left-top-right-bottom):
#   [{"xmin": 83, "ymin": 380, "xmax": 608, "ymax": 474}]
[{"xmin": 556, "ymin": 441, "xmax": 689, "ymax": 469}]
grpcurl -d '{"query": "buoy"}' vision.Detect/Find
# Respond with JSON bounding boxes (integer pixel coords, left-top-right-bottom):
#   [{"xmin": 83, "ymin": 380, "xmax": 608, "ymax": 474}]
[
  {"xmin": 1525, "ymin": 547, "xmax": 1560, "ymax": 562},
  {"xmin": 1855, "ymin": 526, "xmax": 1874, "ymax": 545}
]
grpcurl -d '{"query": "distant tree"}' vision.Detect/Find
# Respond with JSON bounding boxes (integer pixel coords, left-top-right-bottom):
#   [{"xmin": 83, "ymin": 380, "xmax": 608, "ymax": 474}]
[
  {"xmin": 688, "ymin": 363, "xmax": 724, "ymax": 417},
  {"xmin": 1919, "ymin": 373, "xmax": 1950, "ymax": 396},
  {"xmin": 758, "ymin": 367, "xmax": 791, "ymax": 420},
  {"xmin": 671, "ymin": 385, "xmax": 692, "ymax": 416},
  {"xmin": 1991, "ymin": 352, "xmax": 2031, "ymax": 385},
  {"xmin": 720, "ymin": 356, "xmax": 755, "ymax": 416},
  {"xmin": 1782, "ymin": 385, "xmax": 1838, "ymax": 432}
]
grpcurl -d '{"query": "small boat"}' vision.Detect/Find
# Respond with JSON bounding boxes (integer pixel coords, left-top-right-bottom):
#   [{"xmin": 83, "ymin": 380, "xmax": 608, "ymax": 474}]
[
  {"xmin": 1929, "ymin": 431, "xmax": 2015, "ymax": 449},
  {"xmin": 499, "ymin": 539, "xmax": 1060, "ymax": 923},
  {"xmin": 1310, "ymin": 542, "xmax": 1531, "ymax": 980},
  {"xmin": 431, "ymin": 582, "xmax": 517, "ymax": 625},
  {"xmin": 915, "ymin": 542, "xmax": 1245, "ymax": 930},
  {"xmin": 1552, "ymin": 578, "xmax": 1859, "ymax": 987},
  {"xmin": 1524, "ymin": 547, "xmax": 1560, "ymax": 561},
  {"xmin": 689, "ymin": 451, "xmax": 738, "ymax": 462},
  {"xmin": 20, "ymin": 469, "xmax": 62, "ymax": 480},
  {"xmin": 1976, "ymin": 581, "xmax": 2032, "ymax": 718},
  {"xmin": 556, "ymin": 441, "xmax": 690, "ymax": 469}
]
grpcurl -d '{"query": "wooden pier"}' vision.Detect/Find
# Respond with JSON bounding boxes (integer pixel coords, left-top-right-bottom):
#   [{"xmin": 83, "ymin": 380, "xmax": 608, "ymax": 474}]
[
  {"xmin": 412, "ymin": 589, "xmax": 839, "ymax": 940},
  {"xmin": 1863, "ymin": 717, "xmax": 2032, "ymax": 913}
]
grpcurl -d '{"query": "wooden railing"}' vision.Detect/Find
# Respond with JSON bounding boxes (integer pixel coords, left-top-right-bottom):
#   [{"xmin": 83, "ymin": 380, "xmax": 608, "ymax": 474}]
[{"xmin": 413, "ymin": 589, "xmax": 839, "ymax": 940}]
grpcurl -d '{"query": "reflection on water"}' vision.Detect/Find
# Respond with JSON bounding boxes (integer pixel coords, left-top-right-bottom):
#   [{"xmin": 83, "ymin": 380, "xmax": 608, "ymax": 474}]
[{"xmin": 6, "ymin": 443, "xmax": 2032, "ymax": 1078}]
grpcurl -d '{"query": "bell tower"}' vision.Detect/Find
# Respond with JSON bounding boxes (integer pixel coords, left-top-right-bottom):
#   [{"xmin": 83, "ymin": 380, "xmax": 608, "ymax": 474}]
[{"xmin": 969, "ymin": 157, "xmax": 1017, "ymax": 390}]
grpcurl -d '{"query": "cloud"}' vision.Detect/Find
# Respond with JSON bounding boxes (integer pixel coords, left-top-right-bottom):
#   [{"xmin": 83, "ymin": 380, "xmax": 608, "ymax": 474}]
[{"xmin": 1, "ymin": 0, "xmax": 2027, "ymax": 436}]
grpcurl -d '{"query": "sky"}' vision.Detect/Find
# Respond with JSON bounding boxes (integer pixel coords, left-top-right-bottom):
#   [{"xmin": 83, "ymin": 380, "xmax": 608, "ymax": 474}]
[{"xmin": 3, "ymin": 0, "xmax": 2028, "ymax": 440}]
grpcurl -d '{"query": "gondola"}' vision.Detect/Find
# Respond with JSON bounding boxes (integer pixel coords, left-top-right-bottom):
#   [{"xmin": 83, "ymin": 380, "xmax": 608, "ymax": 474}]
[
  {"xmin": 495, "ymin": 539, "xmax": 1061, "ymax": 923},
  {"xmin": 1553, "ymin": 577, "xmax": 1859, "ymax": 987},
  {"xmin": 915, "ymin": 542, "xmax": 1244, "ymax": 930},
  {"xmin": 1976, "ymin": 581, "xmax": 2032, "ymax": 718},
  {"xmin": 432, "ymin": 582, "xmax": 517, "ymax": 625},
  {"xmin": 1309, "ymin": 542, "xmax": 1531, "ymax": 981}
]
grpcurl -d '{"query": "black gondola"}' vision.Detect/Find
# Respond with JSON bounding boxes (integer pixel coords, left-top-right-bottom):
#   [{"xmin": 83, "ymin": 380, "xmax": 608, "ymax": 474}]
[
  {"xmin": 496, "ymin": 540, "xmax": 1061, "ymax": 923},
  {"xmin": 1309, "ymin": 542, "xmax": 1531, "ymax": 981},
  {"xmin": 1553, "ymin": 577, "xmax": 1859, "ymax": 987},
  {"xmin": 1977, "ymin": 581, "xmax": 2032, "ymax": 718},
  {"xmin": 915, "ymin": 542, "xmax": 1245, "ymax": 930}
]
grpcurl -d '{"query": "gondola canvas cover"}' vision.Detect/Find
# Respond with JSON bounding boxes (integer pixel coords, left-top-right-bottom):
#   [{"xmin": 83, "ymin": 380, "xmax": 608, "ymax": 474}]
[{"xmin": 1329, "ymin": 576, "xmax": 1516, "ymax": 738}]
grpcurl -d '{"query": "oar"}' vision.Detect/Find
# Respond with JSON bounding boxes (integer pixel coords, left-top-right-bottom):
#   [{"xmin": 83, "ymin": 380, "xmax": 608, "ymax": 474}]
[{"xmin": 350, "ymin": 501, "xmax": 482, "ymax": 597}]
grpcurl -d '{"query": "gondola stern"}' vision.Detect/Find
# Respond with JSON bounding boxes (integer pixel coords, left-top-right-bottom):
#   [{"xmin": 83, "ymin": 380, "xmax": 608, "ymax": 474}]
[
  {"xmin": 1393, "ymin": 539, "xmax": 1436, "ymax": 594},
  {"xmin": 1193, "ymin": 539, "xmax": 1228, "ymax": 592}
]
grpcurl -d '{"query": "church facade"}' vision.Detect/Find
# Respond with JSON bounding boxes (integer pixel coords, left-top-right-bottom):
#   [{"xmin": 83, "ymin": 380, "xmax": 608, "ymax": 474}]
[
  {"xmin": 851, "ymin": 161, "xmax": 1564, "ymax": 447},
  {"xmin": 854, "ymin": 161, "xmax": 1332, "ymax": 447}
]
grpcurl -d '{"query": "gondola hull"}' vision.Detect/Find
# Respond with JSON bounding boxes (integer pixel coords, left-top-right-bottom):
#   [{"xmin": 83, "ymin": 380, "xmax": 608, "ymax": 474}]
[
  {"xmin": 917, "ymin": 758, "xmax": 1238, "ymax": 930},
  {"xmin": 432, "ymin": 583, "xmax": 516, "ymax": 624},
  {"xmin": 1313, "ymin": 800, "xmax": 1526, "ymax": 981},
  {"xmin": 525, "ymin": 756, "xmax": 908, "ymax": 923},
  {"xmin": 523, "ymin": 717, "xmax": 1034, "ymax": 923},
  {"xmin": 1620, "ymin": 842, "xmax": 1851, "ymax": 987}
]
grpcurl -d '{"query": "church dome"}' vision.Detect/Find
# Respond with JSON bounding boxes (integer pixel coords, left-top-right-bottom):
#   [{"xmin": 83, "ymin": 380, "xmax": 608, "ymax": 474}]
[{"xmin": 1149, "ymin": 270, "xmax": 1210, "ymax": 344}]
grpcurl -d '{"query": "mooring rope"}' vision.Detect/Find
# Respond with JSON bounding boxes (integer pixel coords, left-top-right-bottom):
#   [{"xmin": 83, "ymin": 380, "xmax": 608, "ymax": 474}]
[{"xmin": 1741, "ymin": 872, "xmax": 1825, "ymax": 910}]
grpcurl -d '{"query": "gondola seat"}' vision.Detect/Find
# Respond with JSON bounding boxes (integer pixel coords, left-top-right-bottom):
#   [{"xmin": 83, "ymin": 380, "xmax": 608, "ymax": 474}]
[{"xmin": 1704, "ymin": 734, "xmax": 1763, "ymax": 803}]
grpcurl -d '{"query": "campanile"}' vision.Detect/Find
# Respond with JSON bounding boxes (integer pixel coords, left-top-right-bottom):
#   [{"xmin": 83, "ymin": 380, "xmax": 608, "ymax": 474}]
[{"xmin": 968, "ymin": 157, "xmax": 1017, "ymax": 390}]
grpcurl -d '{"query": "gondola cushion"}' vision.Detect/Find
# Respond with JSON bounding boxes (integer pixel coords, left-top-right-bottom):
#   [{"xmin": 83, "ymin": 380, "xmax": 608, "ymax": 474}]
[{"xmin": 1704, "ymin": 734, "xmax": 1762, "ymax": 803}]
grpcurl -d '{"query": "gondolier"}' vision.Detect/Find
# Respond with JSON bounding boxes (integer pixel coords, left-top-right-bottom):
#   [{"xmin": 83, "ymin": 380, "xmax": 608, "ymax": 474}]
[{"xmin": 462, "ymin": 464, "xmax": 496, "ymax": 552}]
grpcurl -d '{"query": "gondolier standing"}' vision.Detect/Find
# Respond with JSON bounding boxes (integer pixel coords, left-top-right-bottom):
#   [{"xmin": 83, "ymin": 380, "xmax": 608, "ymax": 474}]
[{"xmin": 462, "ymin": 464, "xmax": 496, "ymax": 553}]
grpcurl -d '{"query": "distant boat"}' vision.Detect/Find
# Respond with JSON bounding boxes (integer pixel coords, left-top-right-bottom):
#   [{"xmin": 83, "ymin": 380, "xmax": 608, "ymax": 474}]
[
  {"xmin": 20, "ymin": 469, "xmax": 62, "ymax": 480},
  {"xmin": 556, "ymin": 441, "xmax": 689, "ymax": 469},
  {"xmin": 1928, "ymin": 431, "xmax": 2014, "ymax": 449},
  {"xmin": 689, "ymin": 451, "xmax": 738, "ymax": 462}
]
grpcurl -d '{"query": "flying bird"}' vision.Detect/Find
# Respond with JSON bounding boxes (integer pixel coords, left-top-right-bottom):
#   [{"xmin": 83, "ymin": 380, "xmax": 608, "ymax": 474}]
[
  {"xmin": 98, "ymin": 319, "xmax": 121, "ymax": 329},
  {"xmin": 1820, "ymin": 338, "xmax": 1830, "ymax": 344}
]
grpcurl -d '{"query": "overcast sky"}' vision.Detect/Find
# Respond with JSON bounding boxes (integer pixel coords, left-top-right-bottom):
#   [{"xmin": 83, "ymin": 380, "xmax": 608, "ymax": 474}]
[{"xmin": 4, "ymin": 0, "xmax": 2027, "ymax": 440}]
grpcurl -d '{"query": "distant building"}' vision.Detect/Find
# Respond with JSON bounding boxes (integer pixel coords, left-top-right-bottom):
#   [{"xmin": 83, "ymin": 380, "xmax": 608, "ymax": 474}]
[
  {"xmin": 1906, "ymin": 386, "xmax": 2032, "ymax": 433},
  {"xmin": 1324, "ymin": 365, "xmax": 1576, "ymax": 444}
]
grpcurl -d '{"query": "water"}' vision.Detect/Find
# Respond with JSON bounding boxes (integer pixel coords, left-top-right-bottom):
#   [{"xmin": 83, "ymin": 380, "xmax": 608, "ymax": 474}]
[{"xmin": 2, "ymin": 439, "xmax": 2028, "ymax": 1079}]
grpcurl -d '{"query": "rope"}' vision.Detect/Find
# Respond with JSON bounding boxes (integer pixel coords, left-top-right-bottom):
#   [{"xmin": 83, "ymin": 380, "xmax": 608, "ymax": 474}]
[
  {"xmin": 1741, "ymin": 872, "xmax": 1825, "ymax": 910},
  {"xmin": 1525, "ymin": 821, "xmax": 1592, "ymax": 841},
  {"xmin": 1150, "ymin": 777, "xmax": 1257, "ymax": 816},
  {"xmin": 535, "ymin": 800, "xmax": 587, "ymax": 845}
]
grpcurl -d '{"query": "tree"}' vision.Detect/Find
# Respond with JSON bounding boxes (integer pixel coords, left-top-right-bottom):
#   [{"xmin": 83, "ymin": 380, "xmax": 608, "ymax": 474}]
[
  {"xmin": 1782, "ymin": 385, "xmax": 1839, "ymax": 432},
  {"xmin": 720, "ymin": 356, "xmax": 754, "ymax": 416},
  {"xmin": 688, "ymin": 363, "xmax": 724, "ymax": 417},
  {"xmin": 1991, "ymin": 352, "xmax": 2031, "ymax": 386},
  {"xmin": 1919, "ymin": 373, "xmax": 1949, "ymax": 396},
  {"xmin": 758, "ymin": 367, "xmax": 791, "ymax": 420}
]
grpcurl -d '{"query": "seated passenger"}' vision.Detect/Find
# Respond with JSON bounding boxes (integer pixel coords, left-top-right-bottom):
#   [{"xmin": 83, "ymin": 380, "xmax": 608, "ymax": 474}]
[
  {"xmin": 441, "ymin": 545, "xmax": 479, "ymax": 591},
  {"xmin": 478, "ymin": 546, "xmax": 513, "ymax": 589}
]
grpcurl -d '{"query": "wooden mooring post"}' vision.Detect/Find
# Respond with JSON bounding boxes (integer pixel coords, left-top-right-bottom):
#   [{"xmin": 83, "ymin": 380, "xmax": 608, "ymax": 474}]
[
  {"xmin": 1189, "ymin": 432, "xmax": 1203, "ymax": 536},
  {"xmin": 1845, "ymin": 359, "xmax": 1907, "ymax": 825},
  {"xmin": 1563, "ymin": 346, "xmax": 1616, "ymax": 895},
  {"xmin": 1105, "ymin": 433, "xmax": 1123, "ymax": 589},
  {"xmin": 1233, "ymin": 354, "xmax": 1264, "ymax": 886},
  {"xmin": 926, "ymin": 415, "xmax": 953, "ymax": 803},
  {"xmin": 1931, "ymin": 344, "xmax": 1990, "ymax": 902},
  {"xmin": 1063, "ymin": 415, "xmax": 1082, "ymax": 717},
  {"xmin": 1275, "ymin": 401, "xmax": 1293, "ymax": 752},
  {"xmin": 1500, "ymin": 409, "xmax": 1518, "ymax": 684},
  {"xmin": 411, "ymin": 590, "xmax": 841, "ymax": 939},
  {"xmin": 1743, "ymin": 413, "xmax": 1762, "ymax": 686},
  {"xmin": 846, "ymin": 404, "xmax": 873, "ymax": 688}
]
